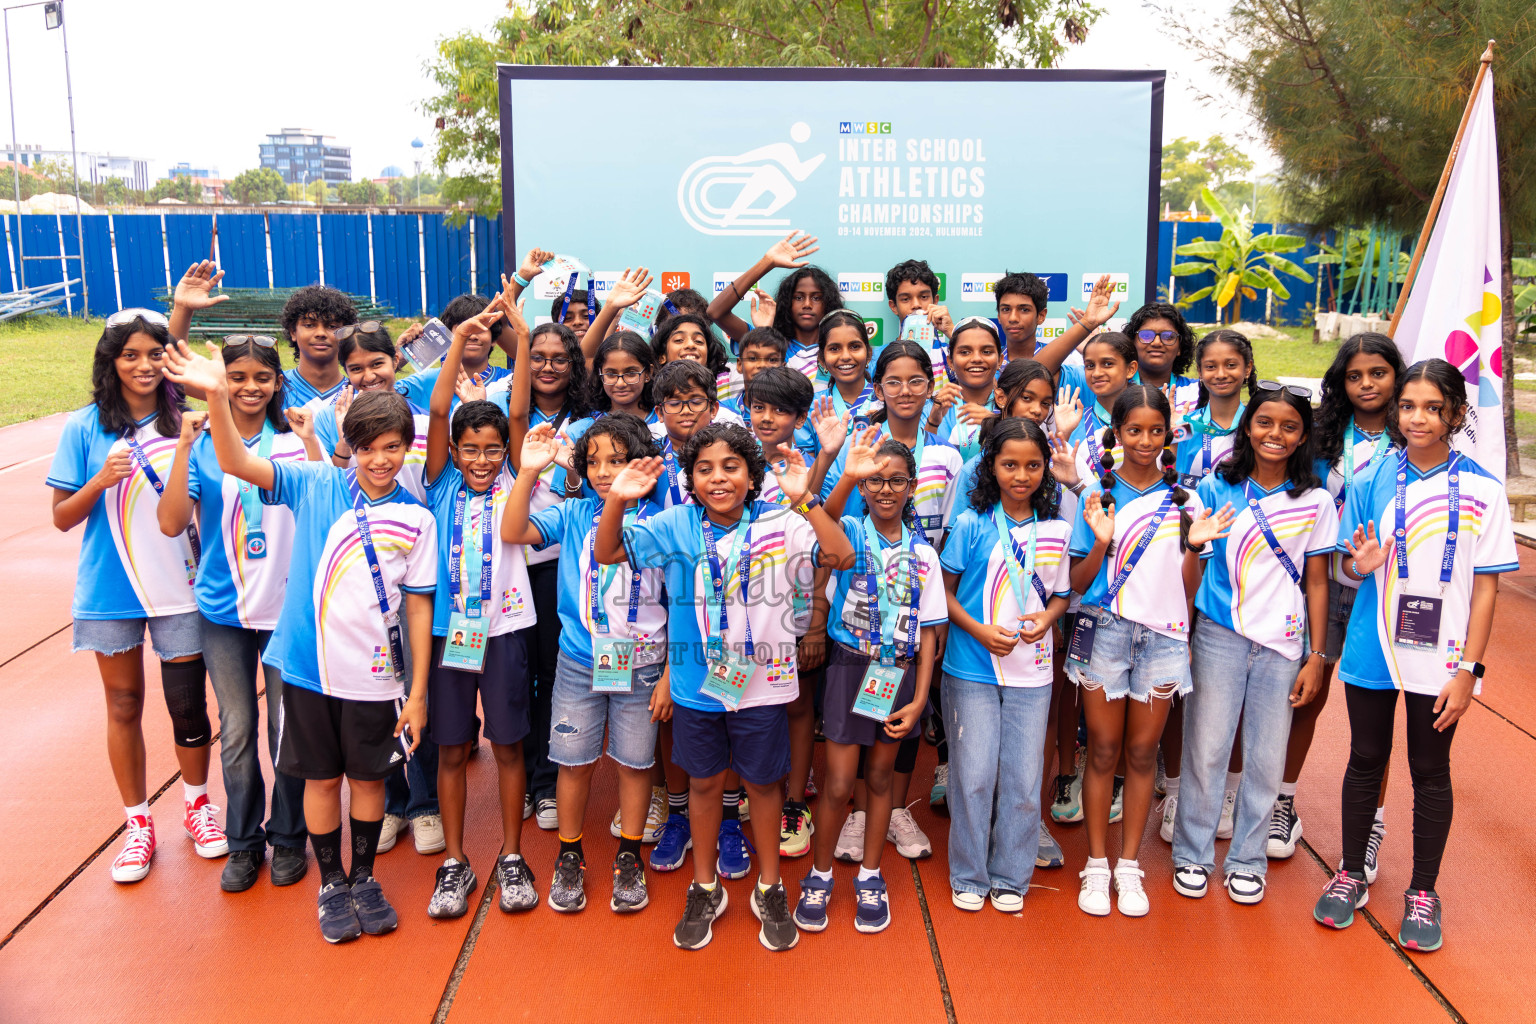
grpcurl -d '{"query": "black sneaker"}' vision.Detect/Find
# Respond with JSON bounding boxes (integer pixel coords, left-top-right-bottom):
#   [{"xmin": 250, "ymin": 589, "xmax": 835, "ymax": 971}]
[
  {"xmin": 611, "ymin": 852, "xmax": 649, "ymax": 913},
  {"xmin": 1314, "ymin": 870, "xmax": 1369, "ymax": 929},
  {"xmin": 751, "ymin": 882, "xmax": 800, "ymax": 952},
  {"xmin": 427, "ymin": 859, "xmax": 478, "ymax": 919},
  {"xmin": 350, "ymin": 875, "xmax": 399, "ymax": 935},
  {"xmin": 550, "ymin": 851, "xmax": 587, "ymax": 913},
  {"xmin": 270, "ymin": 844, "xmax": 308, "ymax": 886},
  {"xmin": 220, "ymin": 849, "xmax": 262, "ymax": 893},
  {"xmin": 317, "ymin": 880, "xmax": 362, "ymax": 944},
  {"xmin": 673, "ymin": 881, "xmax": 728, "ymax": 950},
  {"xmin": 1266, "ymin": 796, "xmax": 1301, "ymax": 859}
]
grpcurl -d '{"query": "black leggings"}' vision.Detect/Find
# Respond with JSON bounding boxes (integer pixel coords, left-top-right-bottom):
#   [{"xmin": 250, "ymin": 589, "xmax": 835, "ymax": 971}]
[{"xmin": 1342, "ymin": 683, "xmax": 1457, "ymax": 892}]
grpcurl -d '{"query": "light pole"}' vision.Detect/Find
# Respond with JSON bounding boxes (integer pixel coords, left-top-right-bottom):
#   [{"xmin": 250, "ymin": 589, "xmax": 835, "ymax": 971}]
[{"xmin": 411, "ymin": 137, "xmax": 423, "ymax": 204}]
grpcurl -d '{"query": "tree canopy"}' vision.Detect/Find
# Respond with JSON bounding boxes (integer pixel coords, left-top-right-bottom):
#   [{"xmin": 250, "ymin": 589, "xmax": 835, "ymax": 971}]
[
  {"xmin": 1160, "ymin": 135, "xmax": 1254, "ymax": 215},
  {"xmin": 225, "ymin": 167, "xmax": 287, "ymax": 206}
]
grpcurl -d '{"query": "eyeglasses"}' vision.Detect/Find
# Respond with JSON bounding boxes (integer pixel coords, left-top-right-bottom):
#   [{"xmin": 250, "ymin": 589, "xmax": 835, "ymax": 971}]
[
  {"xmin": 952, "ymin": 315, "xmax": 1001, "ymax": 340},
  {"xmin": 224, "ymin": 334, "xmax": 277, "ymax": 349},
  {"xmin": 1256, "ymin": 379, "xmax": 1313, "ymax": 399},
  {"xmin": 528, "ymin": 353, "xmax": 571, "ymax": 369},
  {"xmin": 662, "ymin": 396, "xmax": 712, "ymax": 414},
  {"xmin": 1136, "ymin": 329, "xmax": 1178, "ymax": 343},
  {"xmin": 106, "ymin": 307, "xmax": 169, "ymax": 328},
  {"xmin": 332, "ymin": 321, "xmax": 385, "ymax": 341},
  {"xmin": 864, "ymin": 476, "xmax": 912, "ymax": 492},
  {"xmin": 879, "ymin": 376, "xmax": 931, "ymax": 395},
  {"xmin": 452, "ymin": 444, "xmax": 506, "ymax": 462},
  {"xmin": 600, "ymin": 367, "xmax": 646, "ymax": 384}
]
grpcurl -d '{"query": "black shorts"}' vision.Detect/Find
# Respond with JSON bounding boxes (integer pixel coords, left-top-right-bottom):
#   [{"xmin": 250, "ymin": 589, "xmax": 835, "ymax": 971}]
[
  {"xmin": 427, "ymin": 631, "xmax": 532, "ymax": 746},
  {"xmin": 821, "ymin": 642, "xmax": 917, "ymax": 747},
  {"xmin": 276, "ymin": 682, "xmax": 407, "ymax": 782}
]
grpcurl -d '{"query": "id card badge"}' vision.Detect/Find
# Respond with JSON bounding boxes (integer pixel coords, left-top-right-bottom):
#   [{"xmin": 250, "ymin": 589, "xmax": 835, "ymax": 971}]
[
  {"xmin": 1393, "ymin": 591, "xmax": 1444, "ymax": 652},
  {"xmin": 1179, "ymin": 473, "xmax": 1203, "ymax": 491},
  {"xmin": 701, "ymin": 645, "xmax": 754, "ymax": 711},
  {"xmin": 1067, "ymin": 613, "xmax": 1098, "ymax": 666},
  {"xmin": 440, "ymin": 612, "xmax": 488, "ymax": 673},
  {"xmin": 402, "ymin": 317, "xmax": 453, "ymax": 373},
  {"xmin": 851, "ymin": 660, "xmax": 905, "ymax": 722},
  {"xmin": 591, "ymin": 637, "xmax": 635, "ymax": 693}
]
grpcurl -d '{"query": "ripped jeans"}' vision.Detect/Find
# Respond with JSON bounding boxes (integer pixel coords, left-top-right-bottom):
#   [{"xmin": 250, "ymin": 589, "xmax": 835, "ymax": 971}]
[
  {"xmin": 547, "ymin": 649, "xmax": 662, "ymax": 770},
  {"xmin": 1065, "ymin": 606, "xmax": 1192, "ymax": 702}
]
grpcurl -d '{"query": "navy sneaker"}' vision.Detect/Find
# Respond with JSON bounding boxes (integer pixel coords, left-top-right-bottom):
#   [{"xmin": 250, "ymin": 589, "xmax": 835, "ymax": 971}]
[
  {"xmin": 853, "ymin": 874, "xmax": 891, "ymax": 933},
  {"xmin": 717, "ymin": 819, "xmax": 751, "ymax": 880},
  {"xmin": 794, "ymin": 874, "xmax": 833, "ymax": 931},
  {"xmin": 317, "ymin": 880, "xmax": 362, "ymax": 943},
  {"xmin": 1313, "ymin": 870, "xmax": 1369, "ymax": 929},
  {"xmin": 1398, "ymin": 890, "xmax": 1443, "ymax": 952},
  {"xmin": 649, "ymin": 813, "xmax": 692, "ymax": 873},
  {"xmin": 350, "ymin": 876, "xmax": 398, "ymax": 935}
]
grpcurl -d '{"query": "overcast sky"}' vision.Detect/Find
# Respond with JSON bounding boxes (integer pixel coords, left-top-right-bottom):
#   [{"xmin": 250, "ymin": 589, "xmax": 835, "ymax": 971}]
[{"xmin": 0, "ymin": 0, "xmax": 1264, "ymax": 181}]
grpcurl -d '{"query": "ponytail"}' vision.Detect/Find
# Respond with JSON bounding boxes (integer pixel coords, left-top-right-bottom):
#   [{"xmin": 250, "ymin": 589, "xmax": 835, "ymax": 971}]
[{"xmin": 1161, "ymin": 442, "xmax": 1193, "ymax": 550}]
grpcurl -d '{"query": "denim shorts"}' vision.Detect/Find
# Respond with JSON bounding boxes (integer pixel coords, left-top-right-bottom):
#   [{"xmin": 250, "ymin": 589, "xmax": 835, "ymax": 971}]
[
  {"xmin": 1324, "ymin": 580, "xmax": 1358, "ymax": 661},
  {"xmin": 1066, "ymin": 605, "xmax": 1191, "ymax": 702},
  {"xmin": 548, "ymin": 650, "xmax": 663, "ymax": 770},
  {"xmin": 72, "ymin": 611, "xmax": 203, "ymax": 660}
]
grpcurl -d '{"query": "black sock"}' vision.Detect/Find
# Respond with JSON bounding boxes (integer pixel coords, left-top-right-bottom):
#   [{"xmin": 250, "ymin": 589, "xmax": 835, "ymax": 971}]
[
  {"xmin": 784, "ymin": 798, "xmax": 807, "ymax": 816},
  {"xmin": 349, "ymin": 816, "xmax": 383, "ymax": 883},
  {"xmin": 667, "ymin": 789, "xmax": 689, "ymax": 816},
  {"xmin": 618, "ymin": 834, "xmax": 642, "ymax": 861},
  {"xmin": 1113, "ymin": 774, "xmax": 1125, "ymax": 791},
  {"xmin": 311, "ymin": 827, "xmax": 346, "ymax": 887},
  {"xmin": 559, "ymin": 835, "xmax": 584, "ymax": 861},
  {"xmin": 722, "ymin": 788, "xmax": 741, "ymax": 821}
]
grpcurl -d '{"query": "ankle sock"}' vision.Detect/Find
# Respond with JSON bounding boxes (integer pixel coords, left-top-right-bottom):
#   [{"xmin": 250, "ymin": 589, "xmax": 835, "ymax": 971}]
[
  {"xmin": 559, "ymin": 834, "xmax": 584, "ymax": 860},
  {"xmin": 1085, "ymin": 856, "xmax": 1109, "ymax": 871},
  {"xmin": 1225, "ymin": 771, "xmax": 1243, "ymax": 794},
  {"xmin": 1278, "ymin": 780, "xmax": 1297, "ymax": 798},
  {"xmin": 856, "ymin": 865, "xmax": 881, "ymax": 882},
  {"xmin": 618, "ymin": 833, "xmax": 642, "ymax": 861},
  {"xmin": 722, "ymin": 789, "xmax": 741, "ymax": 821},
  {"xmin": 810, "ymin": 866, "xmax": 833, "ymax": 882},
  {"xmin": 1163, "ymin": 775, "xmax": 1180, "ymax": 798},
  {"xmin": 1374, "ymin": 805, "xmax": 1385, "ymax": 823},
  {"xmin": 125, "ymin": 801, "xmax": 150, "ymax": 820},
  {"xmin": 311, "ymin": 827, "xmax": 345, "ymax": 886},
  {"xmin": 348, "ymin": 817, "xmax": 383, "ymax": 883},
  {"xmin": 182, "ymin": 781, "xmax": 208, "ymax": 805}
]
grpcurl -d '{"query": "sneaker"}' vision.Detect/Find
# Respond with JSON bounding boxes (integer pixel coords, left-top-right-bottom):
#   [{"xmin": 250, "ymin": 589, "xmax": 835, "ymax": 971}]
[
  {"xmin": 1216, "ymin": 789, "xmax": 1237, "ymax": 840},
  {"xmin": 220, "ymin": 849, "xmax": 262, "ymax": 893},
  {"xmin": 317, "ymin": 880, "xmax": 361, "ymax": 943},
  {"xmin": 1225, "ymin": 870, "xmax": 1265, "ymax": 904},
  {"xmin": 1154, "ymin": 749, "xmax": 1167, "ymax": 797},
  {"xmin": 989, "ymin": 888, "xmax": 1024, "ymax": 913},
  {"xmin": 1036, "ymin": 821, "xmax": 1064, "ymax": 869},
  {"xmin": 1114, "ymin": 862, "xmax": 1149, "ymax": 917},
  {"xmin": 803, "ymin": 769, "xmax": 818, "ymax": 802},
  {"xmin": 428, "ymin": 859, "xmax": 478, "ymax": 919},
  {"xmin": 523, "ymin": 793, "xmax": 534, "ymax": 821},
  {"xmin": 649, "ymin": 813, "xmax": 692, "ymax": 872},
  {"xmin": 1159, "ymin": 794, "xmax": 1179, "ymax": 843},
  {"xmin": 110, "ymin": 814, "xmax": 156, "ymax": 883},
  {"xmin": 496, "ymin": 855, "xmax": 539, "ymax": 913},
  {"xmin": 738, "ymin": 795, "xmax": 751, "ymax": 823},
  {"xmin": 535, "ymin": 797, "xmax": 559, "ymax": 831},
  {"xmin": 834, "ymin": 810, "xmax": 866, "ymax": 862},
  {"xmin": 1109, "ymin": 778, "xmax": 1124, "ymax": 824},
  {"xmin": 610, "ymin": 852, "xmax": 649, "ymax": 913},
  {"xmin": 750, "ymin": 882, "xmax": 800, "ymax": 951},
  {"xmin": 794, "ymin": 874, "xmax": 833, "ymax": 931},
  {"xmin": 550, "ymin": 851, "xmax": 587, "ymax": 912},
  {"xmin": 854, "ymin": 875, "xmax": 892, "ymax": 933},
  {"xmin": 673, "ymin": 881, "xmax": 728, "ymax": 950},
  {"xmin": 608, "ymin": 793, "xmax": 665, "ymax": 840},
  {"xmin": 779, "ymin": 803, "xmax": 813, "ymax": 858},
  {"xmin": 1267, "ymin": 795, "xmax": 1301, "ymax": 858},
  {"xmin": 1336, "ymin": 818, "xmax": 1387, "ymax": 885},
  {"xmin": 1078, "ymin": 862, "xmax": 1112, "ymax": 916},
  {"xmin": 1313, "ymin": 870, "xmax": 1369, "ymax": 929},
  {"xmin": 929, "ymin": 762, "xmax": 950, "ymax": 817},
  {"xmin": 349, "ymin": 876, "xmax": 399, "ymax": 935},
  {"xmin": 951, "ymin": 889, "xmax": 985, "ymax": 912},
  {"xmin": 1173, "ymin": 864, "xmax": 1209, "ymax": 899},
  {"xmin": 413, "ymin": 814, "xmax": 446, "ymax": 855},
  {"xmin": 1050, "ymin": 774, "xmax": 1082, "ymax": 823},
  {"xmin": 717, "ymin": 819, "xmax": 751, "ymax": 879},
  {"xmin": 888, "ymin": 805, "xmax": 933, "ymax": 860},
  {"xmin": 378, "ymin": 813, "xmax": 408, "ymax": 854},
  {"xmin": 184, "ymin": 796, "xmax": 229, "ymax": 858},
  {"xmin": 271, "ymin": 844, "xmax": 307, "ymax": 886},
  {"xmin": 1398, "ymin": 889, "xmax": 1443, "ymax": 952}
]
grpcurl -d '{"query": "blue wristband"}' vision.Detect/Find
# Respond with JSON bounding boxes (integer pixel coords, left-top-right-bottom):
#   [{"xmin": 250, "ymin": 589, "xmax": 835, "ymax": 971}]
[{"xmin": 512, "ymin": 271, "xmax": 531, "ymax": 288}]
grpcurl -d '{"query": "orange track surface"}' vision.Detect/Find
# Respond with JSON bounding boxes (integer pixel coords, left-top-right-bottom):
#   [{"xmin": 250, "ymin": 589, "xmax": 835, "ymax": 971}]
[{"xmin": 2, "ymin": 414, "xmax": 1531, "ymax": 1023}]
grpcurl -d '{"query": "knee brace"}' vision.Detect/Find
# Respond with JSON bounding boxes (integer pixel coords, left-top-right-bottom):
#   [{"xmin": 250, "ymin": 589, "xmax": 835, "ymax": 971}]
[{"xmin": 161, "ymin": 657, "xmax": 211, "ymax": 747}]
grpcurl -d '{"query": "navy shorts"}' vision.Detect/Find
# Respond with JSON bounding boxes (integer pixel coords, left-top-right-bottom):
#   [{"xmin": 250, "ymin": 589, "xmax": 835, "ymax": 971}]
[
  {"xmin": 427, "ymin": 631, "xmax": 532, "ymax": 746},
  {"xmin": 670, "ymin": 702, "xmax": 791, "ymax": 785},
  {"xmin": 821, "ymin": 643, "xmax": 916, "ymax": 747}
]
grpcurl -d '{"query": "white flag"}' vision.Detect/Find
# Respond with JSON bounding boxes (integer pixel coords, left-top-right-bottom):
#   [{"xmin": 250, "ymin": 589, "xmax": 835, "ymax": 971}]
[{"xmin": 1394, "ymin": 69, "xmax": 1505, "ymax": 479}]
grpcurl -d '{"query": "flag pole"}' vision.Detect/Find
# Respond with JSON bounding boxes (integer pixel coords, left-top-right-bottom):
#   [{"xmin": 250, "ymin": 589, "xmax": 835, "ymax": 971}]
[{"xmin": 1386, "ymin": 40, "xmax": 1496, "ymax": 338}]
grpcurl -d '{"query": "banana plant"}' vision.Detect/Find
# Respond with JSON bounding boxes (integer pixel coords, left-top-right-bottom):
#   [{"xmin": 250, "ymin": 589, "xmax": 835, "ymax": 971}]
[
  {"xmin": 1515, "ymin": 256, "xmax": 1536, "ymax": 335},
  {"xmin": 1170, "ymin": 187, "xmax": 1313, "ymax": 322}
]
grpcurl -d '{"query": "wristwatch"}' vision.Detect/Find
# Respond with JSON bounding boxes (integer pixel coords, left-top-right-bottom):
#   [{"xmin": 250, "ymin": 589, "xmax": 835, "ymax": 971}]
[
  {"xmin": 792, "ymin": 493, "xmax": 823, "ymax": 516},
  {"xmin": 1457, "ymin": 660, "xmax": 1485, "ymax": 678}
]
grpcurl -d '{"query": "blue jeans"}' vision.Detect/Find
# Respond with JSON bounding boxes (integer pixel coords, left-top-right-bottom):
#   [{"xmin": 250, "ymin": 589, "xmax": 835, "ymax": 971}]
[
  {"xmin": 384, "ymin": 624, "xmax": 438, "ymax": 819},
  {"xmin": 943, "ymin": 673, "xmax": 1051, "ymax": 897},
  {"xmin": 199, "ymin": 617, "xmax": 305, "ymax": 851},
  {"xmin": 1172, "ymin": 614, "xmax": 1301, "ymax": 877}
]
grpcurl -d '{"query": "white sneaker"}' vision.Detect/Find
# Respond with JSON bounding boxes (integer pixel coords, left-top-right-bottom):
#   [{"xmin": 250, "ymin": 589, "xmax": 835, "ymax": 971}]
[
  {"xmin": 1108, "ymin": 778, "xmax": 1124, "ymax": 824},
  {"xmin": 609, "ymin": 789, "xmax": 667, "ymax": 841},
  {"xmin": 1159, "ymin": 794, "xmax": 1179, "ymax": 844},
  {"xmin": 536, "ymin": 797, "xmax": 559, "ymax": 831},
  {"xmin": 1078, "ymin": 862, "xmax": 1112, "ymax": 916},
  {"xmin": 522, "ymin": 793, "xmax": 533, "ymax": 821},
  {"xmin": 1114, "ymin": 861, "xmax": 1149, "ymax": 917},
  {"xmin": 951, "ymin": 889, "xmax": 985, "ymax": 912},
  {"xmin": 378, "ymin": 813, "xmax": 408, "ymax": 854},
  {"xmin": 413, "ymin": 814, "xmax": 447, "ymax": 855},
  {"xmin": 1216, "ymin": 789, "xmax": 1237, "ymax": 840},
  {"xmin": 834, "ymin": 810, "xmax": 865, "ymax": 862},
  {"xmin": 887, "ymin": 805, "xmax": 932, "ymax": 859},
  {"xmin": 1224, "ymin": 870, "xmax": 1266, "ymax": 904}
]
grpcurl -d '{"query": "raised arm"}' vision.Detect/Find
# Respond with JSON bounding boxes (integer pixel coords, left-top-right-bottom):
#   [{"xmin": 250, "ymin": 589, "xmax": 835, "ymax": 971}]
[
  {"xmin": 501, "ymin": 424, "xmax": 559, "ymax": 546},
  {"xmin": 1069, "ymin": 491, "xmax": 1115, "ymax": 594},
  {"xmin": 594, "ymin": 457, "xmax": 664, "ymax": 564},
  {"xmin": 157, "ymin": 411, "xmax": 207, "ymax": 536},
  {"xmin": 52, "ymin": 448, "xmax": 132, "ymax": 532},
  {"xmin": 823, "ymin": 425, "xmax": 880, "ymax": 523},
  {"xmin": 1034, "ymin": 273, "xmax": 1121, "ymax": 376},
  {"xmin": 581, "ymin": 267, "xmax": 652, "ymax": 364},
  {"xmin": 704, "ymin": 231, "xmax": 819, "ymax": 341},
  {"xmin": 503, "ymin": 247, "xmax": 553, "ymax": 309},
  {"xmin": 163, "ymin": 340, "xmax": 275, "ymax": 490},
  {"xmin": 497, "ymin": 284, "xmax": 534, "ymax": 471},
  {"xmin": 428, "ymin": 304, "xmax": 505, "ymax": 483},
  {"xmin": 167, "ymin": 260, "xmax": 229, "ymax": 344}
]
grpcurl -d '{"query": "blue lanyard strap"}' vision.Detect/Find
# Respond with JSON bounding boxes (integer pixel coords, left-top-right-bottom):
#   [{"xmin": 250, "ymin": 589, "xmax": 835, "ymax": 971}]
[
  {"xmin": 992, "ymin": 507, "xmax": 1048, "ymax": 609},
  {"xmin": 861, "ymin": 518, "xmax": 921, "ymax": 663},
  {"xmin": 1394, "ymin": 452, "xmax": 1459, "ymax": 588},
  {"xmin": 348, "ymin": 473, "xmax": 407, "ymax": 677},
  {"xmin": 1103, "ymin": 488, "xmax": 1176, "ymax": 606},
  {"xmin": 588, "ymin": 502, "xmax": 654, "ymax": 632},
  {"xmin": 448, "ymin": 480, "xmax": 496, "ymax": 617},
  {"xmin": 1082, "ymin": 407, "xmax": 1105, "ymax": 473},
  {"xmin": 1243, "ymin": 481, "xmax": 1302, "ymax": 586},
  {"xmin": 700, "ymin": 508, "xmax": 755, "ymax": 657},
  {"xmin": 831, "ymin": 381, "xmax": 874, "ymax": 422},
  {"xmin": 1339, "ymin": 419, "xmax": 1394, "ymax": 511},
  {"xmin": 660, "ymin": 437, "xmax": 686, "ymax": 506},
  {"xmin": 236, "ymin": 423, "xmax": 276, "ymax": 552},
  {"xmin": 125, "ymin": 431, "xmax": 200, "ymax": 562}
]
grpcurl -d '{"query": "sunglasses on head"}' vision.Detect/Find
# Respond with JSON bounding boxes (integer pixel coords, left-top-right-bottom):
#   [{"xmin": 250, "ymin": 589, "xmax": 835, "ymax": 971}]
[
  {"xmin": 332, "ymin": 321, "xmax": 385, "ymax": 341},
  {"xmin": 1256, "ymin": 379, "xmax": 1313, "ymax": 399},
  {"xmin": 106, "ymin": 307, "xmax": 169, "ymax": 328},
  {"xmin": 951, "ymin": 315, "xmax": 1001, "ymax": 341},
  {"xmin": 224, "ymin": 334, "xmax": 277, "ymax": 349}
]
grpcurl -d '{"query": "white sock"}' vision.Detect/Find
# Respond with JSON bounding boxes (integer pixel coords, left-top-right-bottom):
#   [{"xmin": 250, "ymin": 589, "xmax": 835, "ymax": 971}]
[
  {"xmin": 1115, "ymin": 858, "xmax": 1139, "ymax": 872},
  {"xmin": 1086, "ymin": 856, "xmax": 1109, "ymax": 870},
  {"xmin": 1225, "ymin": 771, "xmax": 1243, "ymax": 794},
  {"xmin": 1163, "ymin": 775, "xmax": 1180, "ymax": 798},
  {"xmin": 125, "ymin": 801, "xmax": 150, "ymax": 820},
  {"xmin": 810, "ymin": 866, "xmax": 833, "ymax": 882},
  {"xmin": 699, "ymin": 876, "xmax": 718, "ymax": 891},
  {"xmin": 1374, "ymin": 805, "xmax": 1385, "ymax": 823},
  {"xmin": 857, "ymin": 865, "xmax": 881, "ymax": 881},
  {"xmin": 183, "ymin": 781, "xmax": 208, "ymax": 805},
  {"xmin": 1278, "ymin": 780, "xmax": 1298, "ymax": 798}
]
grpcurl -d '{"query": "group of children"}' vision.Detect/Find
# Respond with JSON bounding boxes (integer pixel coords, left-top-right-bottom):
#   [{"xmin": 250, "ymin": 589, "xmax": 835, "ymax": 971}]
[{"xmin": 50, "ymin": 234, "xmax": 1514, "ymax": 956}]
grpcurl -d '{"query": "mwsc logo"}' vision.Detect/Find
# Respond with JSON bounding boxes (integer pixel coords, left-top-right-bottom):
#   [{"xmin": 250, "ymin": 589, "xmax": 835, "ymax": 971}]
[
  {"xmin": 837, "ymin": 274, "xmax": 885, "ymax": 304},
  {"xmin": 677, "ymin": 122, "xmax": 826, "ymax": 237},
  {"xmin": 839, "ymin": 122, "xmax": 893, "ymax": 134}
]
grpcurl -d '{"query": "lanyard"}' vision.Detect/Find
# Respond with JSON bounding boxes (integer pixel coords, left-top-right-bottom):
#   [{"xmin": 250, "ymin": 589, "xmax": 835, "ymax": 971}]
[
  {"xmin": 555, "ymin": 269, "xmax": 599, "ymax": 328},
  {"xmin": 1340, "ymin": 419, "xmax": 1393, "ymax": 511},
  {"xmin": 831, "ymin": 381, "xmax": 874, "ymax": 422},
  {"xmin": 861, "ymin": 518, "xmax": 921, "ymax": 664},
  {"xmin": 1394, "ymin": 452, "xmax": 1459, "ymax": 590},
  {"xmin": 588, "ymin": 502, "xmax": 654, "ymax": 633},
  {"xmin": 993, "ymin": 507, "xmax": 1048, "ymax": 610},
  {"xmin": 124, "ymin": 430, "xmax": 201, "ymax": 562},
  {"xmin": 236, "ymin": 423, "xmax": 276, "ymax": 558},
  {"xmin": 347, "ymin": 473, "xmax": 406, "ymax": 677},
  {"xmin": 448, "ymin": 479, "xmax": 496, "ymax": 617},
  {"xmin": 660, "ymin": 437, "xmax": 687, "ymax": 506},
  {"xmin": 701, "ymin": 507, "xmax": 755, "ymax": 657},
  {"xmin": 1243, "ymin": 481, "xmax": 1302, "ymax": 586},
  {"xmin": 1103, "ymin": 487, "xmax": 1175, "ymax": 606},
  {"xmin": 880, "ymin": 424, "xmax": 925, "ymax": 468},
  {"xmin": 1081, "ymin": 405, "xmax": 1108, "ymax": 474}
]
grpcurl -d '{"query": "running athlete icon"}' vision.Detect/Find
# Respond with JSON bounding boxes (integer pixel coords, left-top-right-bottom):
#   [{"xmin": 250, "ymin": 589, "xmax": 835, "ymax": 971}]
[{"xmin": 677, "ymin": 122, "xmax": 825, "ymax": 236}]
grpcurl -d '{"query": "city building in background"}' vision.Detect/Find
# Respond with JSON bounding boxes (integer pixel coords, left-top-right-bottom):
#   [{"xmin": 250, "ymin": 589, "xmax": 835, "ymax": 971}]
[
  {"xmin": 258, "ymin": 129, "xmax": 350, "ymax": 186},
  {"xmin": 0, "ymin": 144, "xmax": 150, "ymax": 191},
  {"xmin": 168, "ymin": 161, "xmax": 219, "ymax": 179}
]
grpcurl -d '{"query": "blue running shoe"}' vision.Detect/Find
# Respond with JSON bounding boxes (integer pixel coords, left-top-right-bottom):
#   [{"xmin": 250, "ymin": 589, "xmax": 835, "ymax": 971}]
[
  {"xmin": 349, "ymin": 876, "xmax": 398, "ymax": 935},
  {"xmin": 1313, "ymin": 869, "xmax": 1369, "ymax": 929},
  {"xmin": 854, "ymin": 874, "xmax": 891, "ymax": 933},
  {"xmin": 317, "ymin": 880, "xmax": 361, "ymax": 944},
  {"xmin": 649, "ymin": 813, "xmax": 692, "ymax": 873},
  {"xmin": 794, "ymin": 874, "xmax": 833, "ymax": 931},
  {"xmin": 1398, "ymin": 889, "xmax": 1443, "ymax": 952},
  {"xmin": 717, "ymin": 819, "xmax": 751, "ymax": 880}
]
